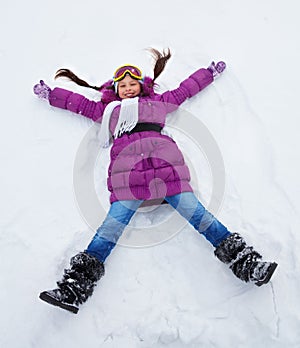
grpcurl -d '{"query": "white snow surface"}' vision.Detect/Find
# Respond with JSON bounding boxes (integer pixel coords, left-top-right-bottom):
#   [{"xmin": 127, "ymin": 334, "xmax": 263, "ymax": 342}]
[{"xmin": 1, "ymin": 0, "xmax": 300, "ymax": 347}]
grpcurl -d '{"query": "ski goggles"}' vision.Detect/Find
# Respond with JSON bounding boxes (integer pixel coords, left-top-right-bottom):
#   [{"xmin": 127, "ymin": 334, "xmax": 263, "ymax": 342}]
[{"xmin": 113, "ymin": 65, "xmax": 143, "ymax": 82}]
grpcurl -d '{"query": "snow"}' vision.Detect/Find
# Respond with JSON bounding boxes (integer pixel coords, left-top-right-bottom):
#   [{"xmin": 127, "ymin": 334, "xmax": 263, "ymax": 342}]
[{"xmin": 1, "ymin": 0, "xmax": 300, "ymax": 347}]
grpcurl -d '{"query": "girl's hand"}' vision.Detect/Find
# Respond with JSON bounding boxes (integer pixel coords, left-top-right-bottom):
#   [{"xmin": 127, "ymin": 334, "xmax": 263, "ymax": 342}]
[
  {"xmin": 33, "ymin": 80, "xmax": 52, "ymax": 100},
  {"xmin": 207, "ymin": 61, "xmax": 226, "ymax": 78}
]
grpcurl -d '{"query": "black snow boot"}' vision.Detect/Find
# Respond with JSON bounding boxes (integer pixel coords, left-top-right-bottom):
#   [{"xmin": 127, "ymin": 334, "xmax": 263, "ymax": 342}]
[
  {"xmin": 39, "ymin": 252, "xmax": 105, "ymax": 314},
  {"xmin": 214, "ymin": 233, "xmax": 277, "ymax": 286}
]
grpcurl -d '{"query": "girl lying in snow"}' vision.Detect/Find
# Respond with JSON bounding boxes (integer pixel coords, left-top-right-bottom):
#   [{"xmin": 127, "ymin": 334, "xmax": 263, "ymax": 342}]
[{"xmin": 34, "ymin": 48, "xmax": 277, "ymax": 314}]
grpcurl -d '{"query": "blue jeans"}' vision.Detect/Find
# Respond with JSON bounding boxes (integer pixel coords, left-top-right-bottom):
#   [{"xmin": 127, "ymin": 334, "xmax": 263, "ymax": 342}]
[{"xmin": 86, "ymin": 192, "xmax": 231, "ymax": 262}]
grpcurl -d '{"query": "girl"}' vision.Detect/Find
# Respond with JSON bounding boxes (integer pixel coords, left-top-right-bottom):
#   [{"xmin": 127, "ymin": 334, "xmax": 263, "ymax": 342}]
[{"xmin": 34, "ymin": 48, "xmax": 277, "ymax": 314}]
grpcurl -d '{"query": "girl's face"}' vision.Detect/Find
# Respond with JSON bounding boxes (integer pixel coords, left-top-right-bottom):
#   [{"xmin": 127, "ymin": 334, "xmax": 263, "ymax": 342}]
[{"xmin": 117, "ymin": 75, "xmax": 142, "ymax": 99}]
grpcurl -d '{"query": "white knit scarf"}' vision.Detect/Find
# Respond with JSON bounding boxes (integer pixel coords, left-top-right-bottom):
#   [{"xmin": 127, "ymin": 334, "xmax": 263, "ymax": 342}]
[{"xmin": 99, "ymin": 97, "xmax": 139, "ymax": 148}]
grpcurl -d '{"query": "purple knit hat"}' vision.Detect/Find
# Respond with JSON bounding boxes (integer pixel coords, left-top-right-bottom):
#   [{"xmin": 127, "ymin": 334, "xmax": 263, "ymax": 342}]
[{"xmin": 99, "ymin": 75, "xmax": 156, "ymax": 103}]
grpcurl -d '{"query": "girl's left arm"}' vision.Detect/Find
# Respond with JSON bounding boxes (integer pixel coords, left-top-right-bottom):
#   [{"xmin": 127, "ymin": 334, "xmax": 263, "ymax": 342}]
[{"xmin": 159, "ymin": 68, "xmax": 213, "ymax": 106}]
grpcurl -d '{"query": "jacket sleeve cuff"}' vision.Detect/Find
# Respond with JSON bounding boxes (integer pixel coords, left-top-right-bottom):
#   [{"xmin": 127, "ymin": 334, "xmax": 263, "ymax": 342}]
[
  {"xmin": 180, "ymin": 68, "xmax": 214, "ymax": 97},
  {"xmin": 49, "ymin": 87, "xmax": 74, "ymax": 109}
]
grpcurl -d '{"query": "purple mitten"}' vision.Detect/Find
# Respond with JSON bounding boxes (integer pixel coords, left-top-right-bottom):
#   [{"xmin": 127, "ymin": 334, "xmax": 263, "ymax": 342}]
[
  {"xmin": 207, "ymin": 61, "xmax": 226, "ymax": 78},
  {"xmin": 33, "ymin": 80, "xmax": 51, "ymax": 100}
]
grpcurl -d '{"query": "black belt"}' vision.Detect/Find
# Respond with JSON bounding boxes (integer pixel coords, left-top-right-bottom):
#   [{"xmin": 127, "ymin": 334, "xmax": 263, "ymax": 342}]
[{"xmin": 124, "ymin": 122, "xmax": 162, "ymax": 135}]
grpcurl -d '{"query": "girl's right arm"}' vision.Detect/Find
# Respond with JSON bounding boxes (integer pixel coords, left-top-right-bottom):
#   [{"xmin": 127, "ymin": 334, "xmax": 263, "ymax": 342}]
[
  {"xmin": 34, "ymin": 80, "xmax": 106, "ymax": 123},
  {"xmin": 49, "ymin": 87, "xmax": 105, "ymax": 122}
]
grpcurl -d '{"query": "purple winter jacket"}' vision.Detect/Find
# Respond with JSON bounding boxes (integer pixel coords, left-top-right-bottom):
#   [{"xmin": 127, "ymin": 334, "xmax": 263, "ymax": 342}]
[{"xmin": 49, "ymin": 68, "xmax": 214, "ymax": 203}]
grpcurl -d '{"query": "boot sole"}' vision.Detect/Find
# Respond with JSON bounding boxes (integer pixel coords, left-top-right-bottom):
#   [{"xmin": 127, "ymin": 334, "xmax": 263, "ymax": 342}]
[
  {"xmin": 39, "ymin": 291, "xmax": 79, "ymax": 314},
  {"xmin": 255, "ymin": 262, "xmax": 278, "ymax": 286}
]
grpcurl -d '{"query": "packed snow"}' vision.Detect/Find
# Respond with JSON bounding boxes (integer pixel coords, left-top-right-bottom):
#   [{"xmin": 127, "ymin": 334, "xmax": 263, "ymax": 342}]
[{"xmin": 1, "ymin": 0, "xmax": 300, "ymax": 347}]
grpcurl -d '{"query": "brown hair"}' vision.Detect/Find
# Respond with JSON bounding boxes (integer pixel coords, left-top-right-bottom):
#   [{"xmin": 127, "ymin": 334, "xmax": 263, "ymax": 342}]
[
  {"xmin": 148, "ymin": 47, "xmax": 172, "ymax": 82},
  {"xmin": 54, "ymin": 69, "xmax": 101, "ymax": 91},
  {"xmin": 54, "ymin": 47, "xmax": 172, "ymax": 89}
]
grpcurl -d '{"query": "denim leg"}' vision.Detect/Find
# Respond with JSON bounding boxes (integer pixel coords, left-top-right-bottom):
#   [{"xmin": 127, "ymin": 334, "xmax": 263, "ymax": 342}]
[
  {"xmin": 165, "ymin": 192, "xmax": 231, "ymax": 247},
  {"xmin": 85, "ymin": 200, "xmax": 143, "ymax": 262}
]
